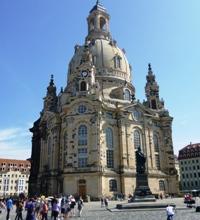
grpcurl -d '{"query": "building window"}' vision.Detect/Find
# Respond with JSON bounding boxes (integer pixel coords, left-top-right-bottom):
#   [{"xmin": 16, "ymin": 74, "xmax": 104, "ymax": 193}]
[
  {"xmin": 89, "ymin": 18, "xmax": 95, "ymax": 31},
  {"xmin": 159, "ymin": 180, "xmax": 165, "ymax": 191},
  {"xmin": 151, "ymin": 99, "xmax": 157, "ymax": 109},
  {"xmin": 106, "ymin": 128, "xmax": 113, "ymax": 149},
  {"xmin": 106, "ymin": 112, "xmax": 113, "ymax": 119},
  {"xmin": 153, "ymin": 135, "xmax": 159, "ymax": 152},
  {"xmin": 92, "ymin": 55, "xmax": 97, "ymax": 65},
  {"xmin": 78, "ymin": 125, "xmax": 87, "ymax": 146},
  {"xmin": 80, "ymin": 81, "xmax": 86, "ymax": 91},
  {"xmin": 109, "ymin": 179, "xmax": 117, "ymax": 192},
  {"xmin": 114, "ymin": 55, "xmax": 121, "ymax": 68},
  {"xmin": 124, "ymin": 89, "xmax": 130, "ymax": 101},
  {"xmin": 106, "ymin": 150, "xmax": 114, "ymax": 168},
  {"xmin": 63, "ymin": 131, "xmax": 68, "ymax": 167},
  {"xmin": 155, "ymin": 154, "xmax": 161, "ymax": 170},
  {"xmin": 134, "ymin": 130, "xmax": 141, "ymax": 150},
  {"xmin": 133, "ymin": 110, "xmax": 140, "ymax": 121},
  {"xmin": 100, "ymin": 17, "xmax": 106, "ymax": 31},
  {"xmin": 78, "ymin": 148, "xmax": 87, "ymax": 168},
  {"xmin": 78, "ymin": 105, "xmax": 87, "ymax": 114},
  {"xmin": 47, "ymin": 137, "xmax": 52, "ymax": 168},
  {"xmin": 106, "ymin": 128, "xmax": 114, "ymax": 168}
]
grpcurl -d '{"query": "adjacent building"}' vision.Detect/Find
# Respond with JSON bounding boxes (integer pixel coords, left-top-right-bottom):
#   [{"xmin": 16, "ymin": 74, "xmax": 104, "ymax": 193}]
[
  {"xmin": 174, "ymin": 155, "xmax": 180, "ymax": 180},
  {"xmin": 178, "ymin": 143, "xmax": 200, "ymax": 191},
  {"xmin": 29, "ymin": 1, "xmax": 178, "ymax": 199},
  {"xmin": 0, "ymin": 158, "xmax": 31, "ymax": 197}
]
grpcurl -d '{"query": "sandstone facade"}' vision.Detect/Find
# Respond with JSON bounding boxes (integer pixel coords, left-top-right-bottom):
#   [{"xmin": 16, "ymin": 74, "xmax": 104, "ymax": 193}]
[{"xmin": 29, "ymin": 1, "xmax": 178, "ymax": 199}]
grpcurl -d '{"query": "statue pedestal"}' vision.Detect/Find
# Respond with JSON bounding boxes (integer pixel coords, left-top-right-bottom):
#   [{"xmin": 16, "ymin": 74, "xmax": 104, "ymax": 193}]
[{"xmin": 131, "ymin": 173, "xmax": 156, "ymax": 202}]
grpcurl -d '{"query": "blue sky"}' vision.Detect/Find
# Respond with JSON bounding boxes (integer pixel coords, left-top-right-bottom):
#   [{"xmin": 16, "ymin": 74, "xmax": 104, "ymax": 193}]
[{"xmin": 0, "ymin": 0, "xmax": 199, "ymax": 159}]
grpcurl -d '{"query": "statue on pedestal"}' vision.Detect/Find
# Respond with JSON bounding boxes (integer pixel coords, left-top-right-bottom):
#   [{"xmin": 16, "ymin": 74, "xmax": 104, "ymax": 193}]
[
  {"xmin": 136, "ymin": 147, "xmax": 146, "ymax": 174},
  {"xmin": 132, "ymin": 146, "xmax": 155, "ymax": 202}
]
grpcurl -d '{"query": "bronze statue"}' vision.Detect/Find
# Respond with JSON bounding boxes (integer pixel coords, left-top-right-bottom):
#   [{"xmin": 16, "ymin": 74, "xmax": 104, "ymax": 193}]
[{"xmin": 136, "ymin": 147, "xmax": 146, "ymax": 174}]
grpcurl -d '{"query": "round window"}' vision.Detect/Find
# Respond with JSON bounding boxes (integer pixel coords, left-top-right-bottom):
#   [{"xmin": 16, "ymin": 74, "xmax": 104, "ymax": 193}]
[{"xmin": 78, "ymin": 105, "xmax": 87, "ymax": 114}]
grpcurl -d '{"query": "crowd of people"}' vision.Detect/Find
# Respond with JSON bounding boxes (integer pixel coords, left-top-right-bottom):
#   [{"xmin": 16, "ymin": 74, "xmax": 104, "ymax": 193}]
[{"xmin": 0, "ymin": 195, "xmax": 84, "ymax": 220}]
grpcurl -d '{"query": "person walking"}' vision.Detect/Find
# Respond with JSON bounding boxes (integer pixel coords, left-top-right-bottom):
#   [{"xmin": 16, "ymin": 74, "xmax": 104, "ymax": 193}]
[
  {"xmin": 166, "ymin": 204, "xmax": 175, "ymax": 220},
  {"xmin": 6, "ymin": 197, "xmax": 13, "ymax": 220},
  {"xmin": 51, "ymin": 199, "xmax": 60, "ymax": 220},
  {"xmin": 63, "ymin": 199, "xmax": 71, "ymax": 220},
  {"xmin": 104, "ymin": 197, "xmax": 108, "ymax": 208},
  {"xmin": 100, "ymin": 198, "xmax": 104, "ymax": 207},
  {"xmin": 69, "ymin": 196, "xmax": 76, "ymax": 216},
  {"xmin": 25, "ymin": 198, "xmax": 36, "ymax": 220},
  {"xmin": 15, "ymin": 199, "xmax": 23, "ymax": 220},
  {"xmin": 77, "ymin": 197, "xmax": 83, "ymax": 217},
  {"xmin": 0, "ymin": 199, "xmax": 6, "ymax": 214},
  {"xmin": 41, "ymin": 200, "xmax": 48, "ymax": 220}
]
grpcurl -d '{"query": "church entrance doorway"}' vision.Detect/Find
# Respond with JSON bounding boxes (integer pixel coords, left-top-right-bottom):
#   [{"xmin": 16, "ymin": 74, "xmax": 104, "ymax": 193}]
[{"xmin": 78, "ymin": 179, "xmax": 86, "ymax": 199}]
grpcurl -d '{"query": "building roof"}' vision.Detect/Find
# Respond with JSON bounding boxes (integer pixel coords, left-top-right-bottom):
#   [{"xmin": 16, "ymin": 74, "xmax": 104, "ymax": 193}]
[
  {"xmin": 89, "ymin": 1, "xmax": 107, "ymax": 13},
  {"xmin": 0, "ymin": 158, "xmax": 30, "ymax": 165},
  {"xmin": 178, "ymin": 143, "xmax": 200, "ymax": 160}
]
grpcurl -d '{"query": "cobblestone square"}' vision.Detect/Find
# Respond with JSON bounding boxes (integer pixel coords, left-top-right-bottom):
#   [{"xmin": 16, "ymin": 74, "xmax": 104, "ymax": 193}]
[{"xmin": 1, "ymin": 198, "xmax": 200, "ymax": 220}]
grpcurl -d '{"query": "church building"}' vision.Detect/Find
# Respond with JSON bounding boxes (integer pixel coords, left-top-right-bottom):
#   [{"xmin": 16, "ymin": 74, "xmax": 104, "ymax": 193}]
[{"xmin": 29, "ymin": 1, "xmax": 178, "ymax": 199}]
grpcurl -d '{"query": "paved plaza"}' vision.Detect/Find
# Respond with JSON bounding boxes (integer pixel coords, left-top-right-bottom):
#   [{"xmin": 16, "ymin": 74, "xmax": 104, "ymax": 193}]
[{"xmin": 0, "ymin": 198, "xmax": 200, "ymax": 220}]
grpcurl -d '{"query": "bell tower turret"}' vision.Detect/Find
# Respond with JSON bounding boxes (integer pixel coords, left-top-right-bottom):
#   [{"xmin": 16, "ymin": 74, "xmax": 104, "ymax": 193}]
[
  {"xmin": 86, "ymin": 0, "xmax": 111, "ymax": 42},
  {"xmin": 144, "ymin": 64, "xmax": 164, "ymax": 110},
  {"xmin": 43, "ymin": 75, "xmax": 58, "ymax": 112}
]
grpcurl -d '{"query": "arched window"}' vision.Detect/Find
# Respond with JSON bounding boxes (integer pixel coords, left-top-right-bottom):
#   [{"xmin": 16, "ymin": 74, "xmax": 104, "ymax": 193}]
[
  {"xmin": 89, "ymin": 18, "xmax": 95, "ymax": 31},
  {"xmin": 92, "ymin": 55, "xmax": 97, "ymax": 65},
  {"xmin": 63, "ymin": 132, "xmax": 68, "ymax": 167},
  {"xmin": 106, "ymin": 128, "xmax": 114, "ymax": 168},
  {"xmin": 78, "ymin": 148, "xmax": 87, "ymax": 167},
  {"xmin": 134, "ymin": 130, "xmax": 141, "ymax": 150},
  {"xmin": 48, "ymin": 137, "xmax": 52, "ymax": 155},
  {"xmin": 100, "ymin": 17, "xmax": 106, "ymax": 31},
  {"xmin": 80, "ymin": 81, "xmax": 86, "ymax": 91},
  {"xmin": 151, "ymin": 99, "xmax": 157, "ymax": 109},
  {"xmin": 154, "ymin": 134, "xmax": 160, "ymax": 169},
  {"xmin": 78, "ymin": 125, "xmax": 88, "ymax": 167},
  {"xmin": 159, "ymin": 180, "xmax": 165, "ymax": 191},
  {"xmin": 106, "ymin": 128, "xmax": 113, "ymax": 149},
  {"xmin": 155, "ymin": 154, "xmax": 161, "ymax": 170},
  {"xmin": 153, "ymin": 134, "xmax": 159, "ymax": 152},
  {"xmin": 124, "ymin": 89, "xmax": 130, "ymax": 101},
  {"xmin": 78, "ymin": 125, "xmax": 87, "ymax": 145},
  {"xmin": 114, "ymin": 55, "xmax": 121, "ymax": 69},
  {"xmin": 109, "ymin": 179, "xmax": 117, "ymax": 192},
  {"xmin": 47, "ymin": 137, "xmax": 52, "ymax": 168}
]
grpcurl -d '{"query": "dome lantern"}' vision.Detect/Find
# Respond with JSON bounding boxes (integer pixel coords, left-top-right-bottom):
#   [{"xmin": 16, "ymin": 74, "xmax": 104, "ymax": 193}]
[{"xmin": 86, "ymin": 1, "xmax": 111, "ymax": 42}]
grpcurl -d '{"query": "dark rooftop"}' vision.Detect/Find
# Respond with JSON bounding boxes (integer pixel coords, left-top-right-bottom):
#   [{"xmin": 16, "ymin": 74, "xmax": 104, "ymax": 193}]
[{"xmin": 178, "ymin": 143, "xmax": 200, "ymax": 160}]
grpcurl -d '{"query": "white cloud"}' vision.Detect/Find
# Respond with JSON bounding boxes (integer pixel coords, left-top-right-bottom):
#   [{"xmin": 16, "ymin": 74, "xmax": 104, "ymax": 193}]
[{"xmin": 0, "ymin": 126, "xmax": 32, "ymax": 160}]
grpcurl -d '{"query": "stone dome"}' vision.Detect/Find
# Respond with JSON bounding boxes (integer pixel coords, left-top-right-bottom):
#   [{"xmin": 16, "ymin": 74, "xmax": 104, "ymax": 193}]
[{"xmin": 68, "ymin": 38, "xmax": 131, "ymax": 82}]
